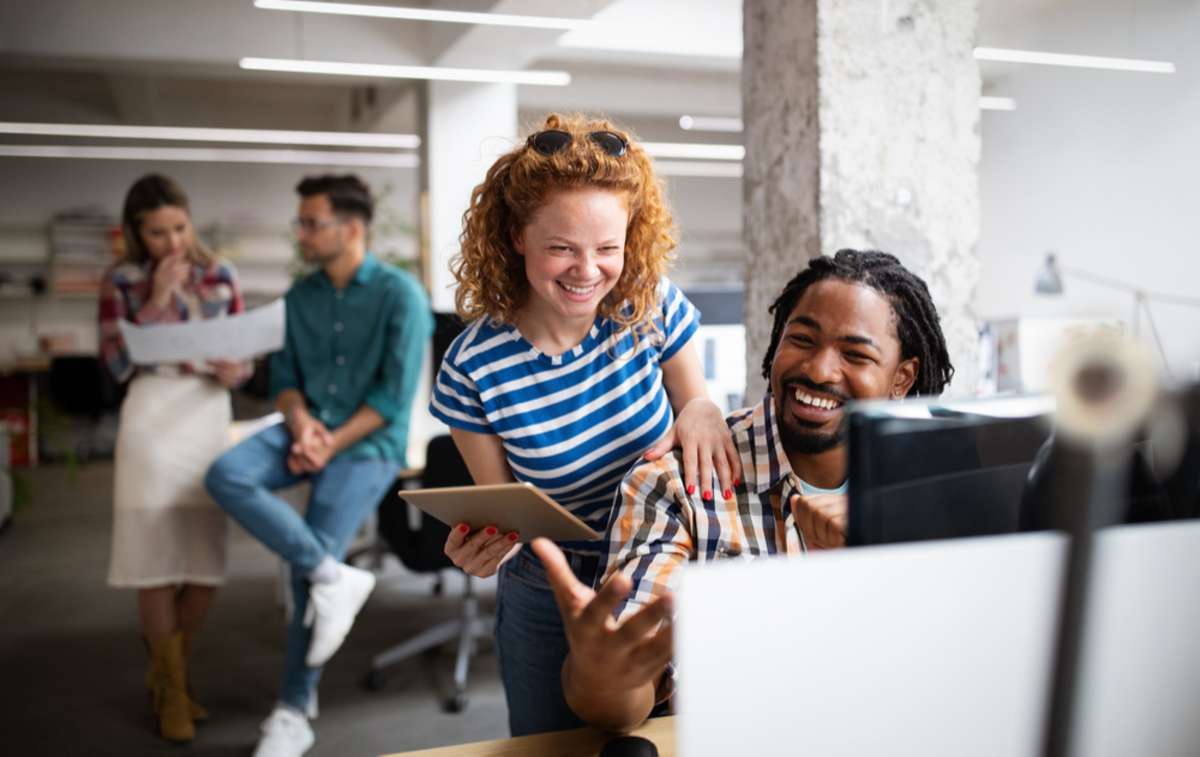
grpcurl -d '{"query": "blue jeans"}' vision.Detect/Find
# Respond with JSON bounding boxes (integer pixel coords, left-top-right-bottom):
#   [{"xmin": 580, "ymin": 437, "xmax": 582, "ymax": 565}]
[
  {"xmin": 204, "ymin": 423, "xmax": 398, "ymax": 712},
  {"xmin": 496, "ymin": 545, "xmax": 600, "ymax": 737}
]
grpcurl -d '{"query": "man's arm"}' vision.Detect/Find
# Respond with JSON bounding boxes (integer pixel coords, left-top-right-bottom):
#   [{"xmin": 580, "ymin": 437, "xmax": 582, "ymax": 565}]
[
  {"xmin": 545, "ymin": 459, "xmax": 696, "ymax": 732},
  {"xmin": 534, "ymin": 538, "xmax": 669, "ymax": 733}
]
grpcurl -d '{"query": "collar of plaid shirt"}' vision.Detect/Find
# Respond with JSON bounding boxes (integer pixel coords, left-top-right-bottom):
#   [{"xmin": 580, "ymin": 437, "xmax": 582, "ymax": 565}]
[{"xmin": 738, "ymin": 393, "xmax": 848, "ymax": 554}]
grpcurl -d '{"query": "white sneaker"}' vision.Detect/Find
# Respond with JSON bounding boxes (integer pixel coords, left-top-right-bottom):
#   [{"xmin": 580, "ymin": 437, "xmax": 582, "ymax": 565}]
[
  {"xmin": 304, "ymin": 562, "xmax": 376, "ymax": 667},
  {"xmin": 252, "ymin": 707, "xmax": 314, "ymax": 757}
]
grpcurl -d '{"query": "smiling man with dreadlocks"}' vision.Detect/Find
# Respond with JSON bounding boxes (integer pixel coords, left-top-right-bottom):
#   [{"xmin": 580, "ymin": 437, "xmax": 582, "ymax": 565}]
[{"xmin": 529, "ymin": 248, "xmax": 955, "ymax": 733}]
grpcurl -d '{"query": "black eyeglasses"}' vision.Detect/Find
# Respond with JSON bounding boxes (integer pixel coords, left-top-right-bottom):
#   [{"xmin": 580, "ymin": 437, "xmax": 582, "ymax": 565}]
[{"xmin": 526, "ymin": 129, "xmax": 628, "ymax": 157}]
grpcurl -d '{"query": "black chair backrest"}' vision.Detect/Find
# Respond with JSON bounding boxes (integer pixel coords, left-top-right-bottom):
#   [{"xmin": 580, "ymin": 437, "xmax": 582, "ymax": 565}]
[
  {"xmin": 49, "ymin": 356, "xmax": 123, "ymax": 415},
  {"xmin": 378, "ymin": 434, "xmax": 474, "ymax": 573}
]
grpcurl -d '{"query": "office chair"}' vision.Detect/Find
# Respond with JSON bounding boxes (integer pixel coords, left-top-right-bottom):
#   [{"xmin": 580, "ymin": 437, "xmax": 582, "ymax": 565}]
[
  {"xmin": 365, "ymin": 433, "xmax": 494, "ymax": 713},
  {"xmin": 46, "ymin": 356, "xmax": 123, "ymax": 461}
]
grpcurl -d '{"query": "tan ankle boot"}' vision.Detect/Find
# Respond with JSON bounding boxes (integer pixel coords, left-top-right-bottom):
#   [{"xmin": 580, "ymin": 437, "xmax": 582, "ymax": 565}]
[
  {"xmin": 180, "ymin": 632, "xmax": 209, "ymax": 722},
  {"xmin": 146, "ymin": 635, "xmax": 208, "ymax": 722},
  {"xmin": 148, "ymin": 632, "xmax": 194, "ymax": 743}
]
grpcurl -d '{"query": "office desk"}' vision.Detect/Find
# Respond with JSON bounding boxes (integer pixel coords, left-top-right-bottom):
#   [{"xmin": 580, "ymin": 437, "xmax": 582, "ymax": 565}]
[{"xmin": 381, "ymin": 715, "xmax": 675, "ymax": 757}]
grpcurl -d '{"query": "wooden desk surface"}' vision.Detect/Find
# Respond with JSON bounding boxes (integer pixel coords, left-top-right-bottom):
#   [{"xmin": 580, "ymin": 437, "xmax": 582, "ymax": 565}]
[{"xmin": 380, "ymin": 716, "xmax": 675, "ymax": 757}]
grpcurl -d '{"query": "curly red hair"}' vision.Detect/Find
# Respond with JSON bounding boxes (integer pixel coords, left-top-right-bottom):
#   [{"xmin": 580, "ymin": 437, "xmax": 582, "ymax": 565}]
[{"xmin": 452, "ymin": 113, "xmax": 677, "ymax": 334}]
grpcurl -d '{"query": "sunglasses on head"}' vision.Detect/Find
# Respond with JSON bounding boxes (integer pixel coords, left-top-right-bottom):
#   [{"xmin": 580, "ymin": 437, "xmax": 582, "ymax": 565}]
[{"xmin": 526, "ymin": 129, "xmax": 628, "ymax": 157}]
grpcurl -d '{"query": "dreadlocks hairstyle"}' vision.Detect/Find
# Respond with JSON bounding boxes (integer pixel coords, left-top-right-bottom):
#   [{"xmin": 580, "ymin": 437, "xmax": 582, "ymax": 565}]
[
  {"xmin": 452, "ymin": 113, "xmax": 676, "ymax": 333},
  {"xmin": 760, "ymin": 249, "xmax": 955, "ymax": 397}
]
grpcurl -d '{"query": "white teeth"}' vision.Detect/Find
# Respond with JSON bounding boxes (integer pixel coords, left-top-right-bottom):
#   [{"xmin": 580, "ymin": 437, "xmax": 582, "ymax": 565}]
[
  {"xmin": 793, "ymin": 388, "xmax": 840, "ymax": 410},
  {"xmin": 560, "ymin": 282, "xmax": 597, "ymax": 295}
]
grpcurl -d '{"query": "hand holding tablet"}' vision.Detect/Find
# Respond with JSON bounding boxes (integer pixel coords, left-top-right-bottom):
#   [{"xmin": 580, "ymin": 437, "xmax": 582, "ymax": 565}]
[
  {"xmin": 404, "ymin": 483, "xmax": 602, "ymax": 579},
  {"xmin": 400, "ymin": 482, "xmax": 601, "ymax": 543}
]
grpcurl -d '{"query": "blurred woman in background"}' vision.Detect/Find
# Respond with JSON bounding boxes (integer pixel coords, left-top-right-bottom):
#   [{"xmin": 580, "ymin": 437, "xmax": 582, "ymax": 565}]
[{"xmin": 99, "ymin": 173, "xmax": 250, "ymax": 744}]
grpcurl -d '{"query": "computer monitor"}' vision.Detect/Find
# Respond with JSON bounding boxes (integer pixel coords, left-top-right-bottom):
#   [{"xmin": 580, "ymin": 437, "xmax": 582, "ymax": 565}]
[{"xmin": 846, "ymin": 396, "xmax": 1054, "ymax": 547}]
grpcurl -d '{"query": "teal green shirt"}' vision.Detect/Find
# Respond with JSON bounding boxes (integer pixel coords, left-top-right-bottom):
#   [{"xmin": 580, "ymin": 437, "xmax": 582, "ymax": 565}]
[{"xmin": 269, "ymin": 254, "xmax": 432, "ymax": 464}]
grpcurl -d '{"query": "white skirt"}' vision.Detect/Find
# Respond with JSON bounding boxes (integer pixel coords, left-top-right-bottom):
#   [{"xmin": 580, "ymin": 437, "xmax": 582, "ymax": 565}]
[{"xmin": 107, "ymin": 373, "xmax": 232, "ymax": 588}]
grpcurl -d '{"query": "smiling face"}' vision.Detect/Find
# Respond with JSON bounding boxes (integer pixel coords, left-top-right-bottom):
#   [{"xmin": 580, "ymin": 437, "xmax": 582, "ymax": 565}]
[
  {"xmin": 514, "ymin": 187, "xmax": 628, "ymax": 327},
  {"xmin": 770, "ymin": 279, "xmax": 919, "ymax": 455},
  {"xmin": 137, "ymin": 205, "xmax": 193, "ymax": 261}
]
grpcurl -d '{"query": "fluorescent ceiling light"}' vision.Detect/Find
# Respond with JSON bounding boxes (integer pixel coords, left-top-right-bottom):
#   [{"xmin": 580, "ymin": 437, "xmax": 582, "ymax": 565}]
[
  {"xmin": 0, "ymin": 145, "xmax": 419, "ymax": 168},
  {"xmin": 677, "ymin": 97, "xmax": 1015, "ymax": 136},
  {"xmin": 641, "ymin": 142, "xmax": 744, "ymax": 161},
  {"xmin": 253, "ymin": 0, "xmax": 585, "ymax": 30},
  {"xmin": 240, "ymin": 57, "xmax": 570, "ymax": 86},
  {"xmin": 679, "ymin": 115, "xmax": 744, "ymax": 132},
  {"xmin": 0, "ymin": 122, "xmax": 418, "ymax": 148},
  {"xmin": 654, "ymin": 160, "xmax": 742, "ymax": 178},
  {"xmin": 979, "ymin": 96, "xmax": 1017, "ymax": 111},
  {"xmin": 974, "ymin": 46, "xmax": 1175, "ymax": 73}
]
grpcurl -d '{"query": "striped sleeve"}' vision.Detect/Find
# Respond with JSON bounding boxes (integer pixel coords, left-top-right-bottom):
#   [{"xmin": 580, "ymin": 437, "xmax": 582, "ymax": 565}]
[
  {"xmin": 429, "ymin": 326, "xmax": 492, "ymax": 434},
  {"xmin": 599, "ymin": 454, "xmax": 695, "ymax": 623},
  {"xmin": 657, "ymin": 278, "xmax": 699, "ymax": 362}
]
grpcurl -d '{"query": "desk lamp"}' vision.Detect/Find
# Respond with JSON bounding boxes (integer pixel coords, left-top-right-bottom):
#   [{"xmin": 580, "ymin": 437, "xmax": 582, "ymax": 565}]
[{"xmin": 1034, "ymin": 252, "xmax": 1200, "ymax": 377}]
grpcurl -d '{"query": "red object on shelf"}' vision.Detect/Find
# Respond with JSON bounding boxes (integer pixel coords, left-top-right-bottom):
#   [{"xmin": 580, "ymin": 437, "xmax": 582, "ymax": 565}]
[{"xmin": 0, "ymin": 408, "xmax": 31, "ymax": 467}]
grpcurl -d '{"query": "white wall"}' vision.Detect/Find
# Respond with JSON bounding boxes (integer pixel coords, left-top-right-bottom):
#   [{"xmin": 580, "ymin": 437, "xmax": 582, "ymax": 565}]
[{"xmin": 977, "ymin": 0, "xmax": 1200, "ymax": 381}]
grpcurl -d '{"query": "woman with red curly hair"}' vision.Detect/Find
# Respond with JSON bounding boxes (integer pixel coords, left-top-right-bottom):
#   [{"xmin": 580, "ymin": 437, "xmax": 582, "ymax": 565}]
[{"xmin": 430, "ymin": 113, "xmax": 739, "ymax": 735}]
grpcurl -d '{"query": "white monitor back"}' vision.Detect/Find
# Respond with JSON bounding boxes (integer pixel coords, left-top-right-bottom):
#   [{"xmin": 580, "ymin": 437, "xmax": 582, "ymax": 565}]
[
  {"xmin": 1073, "ymin": 519, "xmax": 1200, "ymax": 757},
  {"xmin": 675, "ymin": 533, "xmax": 1064, "ymax": 757},
  {"xmin": 675, "ymin": 522, "xmax": 1200, "ymax": 757}
]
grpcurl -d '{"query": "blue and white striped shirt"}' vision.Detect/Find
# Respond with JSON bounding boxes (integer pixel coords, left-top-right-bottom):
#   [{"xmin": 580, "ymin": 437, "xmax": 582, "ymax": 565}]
[{"xmin": 430, "ymin": 279, "xmax": 700, "ymax": 549}]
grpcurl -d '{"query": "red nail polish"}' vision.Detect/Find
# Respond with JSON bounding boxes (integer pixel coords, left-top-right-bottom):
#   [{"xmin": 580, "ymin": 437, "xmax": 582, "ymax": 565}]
[
  {"xmin": 486, "ymin": 526, "xmax": 497, "ymax": 536},
  {"xmin": 733, "ymin": 477, "xmax": 741, "ymax": 487},
  {"xmin": 458, "ymin": 524, "xmax": 470, "ymax": 534},
  {"xmin": 723, "ymin": 489, "xmax": 733, "ymax": 500},
  {"xmin": 508, "ymin": 532, "xmax": 519, "ymax": 542},
  {"xmin": 687, "ymin": 484, "xmax": 696, "ymax": 495},
  {"xmin": 703, "ymin": 490, "xmax": 712, "ymax": 500}
]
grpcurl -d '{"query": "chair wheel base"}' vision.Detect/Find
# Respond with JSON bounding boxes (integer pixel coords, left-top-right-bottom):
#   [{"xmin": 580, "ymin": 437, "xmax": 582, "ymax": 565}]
[
  {"xmin": 363, "ymin": 669, "xmax": 387, "ymax": 692},
  {"xmin": 442, "ymin": 693, "xmax": 467, "ymax": 713}
]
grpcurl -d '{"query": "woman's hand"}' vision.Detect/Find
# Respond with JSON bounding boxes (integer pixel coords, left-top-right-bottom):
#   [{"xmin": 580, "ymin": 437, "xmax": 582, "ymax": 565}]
[
  {"xmin": 644, "ymin": 398, "xmax": 741, "ymax": 501},
  {"xmin": 443, "ymin": 522, "xmax": 521, "ymax": 578},
  {"xmin": 208, "ymin": 359, "xmax": 247, "ymax": 389},
  {"xmin": 150, "ymin": 251, "xmax": 189, "ymax": 308}
]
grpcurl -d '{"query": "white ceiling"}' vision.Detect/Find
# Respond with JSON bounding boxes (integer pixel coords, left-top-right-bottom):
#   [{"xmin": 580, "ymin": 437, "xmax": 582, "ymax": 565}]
[{"xmin": 0, "ymin": 0, "xmax": 1182, "ymax": 134}]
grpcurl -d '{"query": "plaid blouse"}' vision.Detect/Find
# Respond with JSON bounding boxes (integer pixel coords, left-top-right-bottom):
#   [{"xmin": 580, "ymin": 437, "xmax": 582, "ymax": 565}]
[
  {"xmin": 98, "ymin": 257, "xmax": 246, "ymax": 383},
  {"xmin": 601, "ymin": 393, "xmax": 848, "ymax": 617}
]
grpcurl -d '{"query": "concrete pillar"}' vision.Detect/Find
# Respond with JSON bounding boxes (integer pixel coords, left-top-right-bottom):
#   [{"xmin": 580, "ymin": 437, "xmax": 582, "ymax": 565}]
[
  {"xmin": 421, "ymin": 81, "xmax": 517, "ymax": 312},
  {"xmin": 743, "ymin": 0, "xmax": 981, "ymax": 400}
]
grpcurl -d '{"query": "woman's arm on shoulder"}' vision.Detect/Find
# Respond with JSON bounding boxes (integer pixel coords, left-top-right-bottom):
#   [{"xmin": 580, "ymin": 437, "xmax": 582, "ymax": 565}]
[{"xmin": 654, "ymin": 337, "xmax": 742, "ymax": 502}]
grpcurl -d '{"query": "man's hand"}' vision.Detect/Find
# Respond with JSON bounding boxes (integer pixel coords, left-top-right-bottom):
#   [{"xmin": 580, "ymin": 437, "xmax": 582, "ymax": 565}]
[
  {"xmin": 443, "ymin": 522, "xmax": 520, "ymax": 578},
  {"xmin": 532, "ymin": 538, "xmax": 674, "ymax": 698},
  {"xmin": 286, "ymin": 410, "xmax": 334, "ymax": 474},
  {"xmin": 790, "ymin": 493, "xmax": 848, "ymax": 550}
]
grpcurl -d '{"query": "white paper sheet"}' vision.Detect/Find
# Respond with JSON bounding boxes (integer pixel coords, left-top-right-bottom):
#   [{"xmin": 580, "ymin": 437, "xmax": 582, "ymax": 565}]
[{"xmin": 118, "ymin": 299, "xmax": 285, "ymax": 364}]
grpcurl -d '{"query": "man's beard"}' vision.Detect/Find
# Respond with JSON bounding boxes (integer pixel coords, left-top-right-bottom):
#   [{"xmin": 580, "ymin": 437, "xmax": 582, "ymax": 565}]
[{"xmin": 778, "ymin": 416, "xmax": 844, "ymax": 455}]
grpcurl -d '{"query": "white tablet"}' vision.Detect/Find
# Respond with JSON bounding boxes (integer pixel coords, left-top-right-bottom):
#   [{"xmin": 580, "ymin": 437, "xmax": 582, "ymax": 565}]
[{"xmin": 399, "ymin": 482, "xmax": 603, "ymax": 542}]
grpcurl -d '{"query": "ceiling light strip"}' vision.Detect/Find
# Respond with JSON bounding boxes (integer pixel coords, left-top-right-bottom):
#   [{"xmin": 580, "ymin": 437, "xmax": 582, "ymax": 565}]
[
  {"xmin": 240, "ymin": 57, "xmax": 570, "ymax": 86},
  {"xmin": 0, "ymin": 145, "xmax": 419, "ymax": 167},
  {"xmin": 0, "ymin": 122, "xmax": 419, "ymax": 148},
  {"xmin": 679, "ymin": 116, "xmax": 744, "ymax": 132},
  {"xmin": 641, "ymin": 142, "xmax": 744, "ymax": 161},
  {"xmin": 979, "ymin": 96, "xmax": 1017, "ymax": 111},
  {"xmin": 974, "ymin": 47, "xmax": 1175, "ymax": 73},
  {"xmin": 654, "ymin": 160, "xmax": 743, "ymax": 178},
  {"xmin": 253, "ymin": 0, "xmax": 585, "ymax": 30}
]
